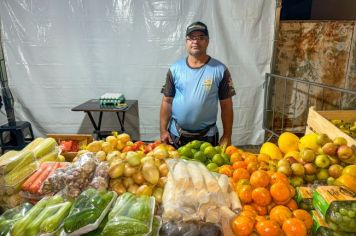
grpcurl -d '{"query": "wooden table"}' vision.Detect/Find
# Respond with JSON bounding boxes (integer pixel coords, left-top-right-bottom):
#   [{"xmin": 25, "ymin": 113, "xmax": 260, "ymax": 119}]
[{"xmin": 72, "ymin": 99, "xmax": 138, "ymax": 137}]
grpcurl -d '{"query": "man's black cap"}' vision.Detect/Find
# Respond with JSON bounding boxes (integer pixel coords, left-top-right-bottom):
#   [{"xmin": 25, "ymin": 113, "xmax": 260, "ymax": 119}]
[{"xmin": 186, "ymin": 21, "xmax": 209, "ymax": 37}]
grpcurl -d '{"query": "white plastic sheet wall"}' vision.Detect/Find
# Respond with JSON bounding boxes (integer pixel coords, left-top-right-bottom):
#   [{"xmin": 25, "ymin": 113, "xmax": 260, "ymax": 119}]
[{"xmin": 0, "ymin": 0, "xmax": 276, "ymax": 145}]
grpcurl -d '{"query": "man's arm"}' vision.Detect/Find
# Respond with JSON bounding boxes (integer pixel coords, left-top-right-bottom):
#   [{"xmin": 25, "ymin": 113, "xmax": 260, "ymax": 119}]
[
  {"xmin": 160, "ymin": 96, "xmax": 173, "ymax": 144},
  {"xmin": 219, "ymin": 97, "xmax": 233, "ymax": 146}
]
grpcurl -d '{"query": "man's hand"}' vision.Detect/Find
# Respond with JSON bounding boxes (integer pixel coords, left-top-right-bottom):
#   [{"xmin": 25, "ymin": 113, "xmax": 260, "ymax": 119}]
[
  {"xmin": 160, "ymin": 130, "xmax": 173, "ymax": 144},
  {"xmin": 219, "ymin": 135, "xmax": 231, "ymax": 147}
]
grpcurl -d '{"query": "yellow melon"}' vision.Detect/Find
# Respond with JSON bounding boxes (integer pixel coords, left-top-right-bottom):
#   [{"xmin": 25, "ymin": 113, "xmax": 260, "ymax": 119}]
[
  {"xmin": 278, "ymin": 132, "xmax": 300, "ymax": 154},
  {"xmin": 260, "ymin": 142, "xmax": 283, "ymax": 160},
  {"xmin": 298, "ymin": 133, "xmax": 319, "ymax": 152}
]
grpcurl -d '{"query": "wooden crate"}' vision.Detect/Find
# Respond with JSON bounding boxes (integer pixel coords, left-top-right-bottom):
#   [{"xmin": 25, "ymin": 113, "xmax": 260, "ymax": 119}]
[
  {"xmin": 47, "ymin": 134, "xmax": 93, "ymax": 161},
  {"xmin": 306, "ymin": 106, "xmax": 356, "ymax": 148}
]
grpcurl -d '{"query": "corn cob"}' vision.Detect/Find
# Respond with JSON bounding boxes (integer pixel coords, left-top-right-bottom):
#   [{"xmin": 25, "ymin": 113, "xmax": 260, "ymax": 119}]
[
  {"xmin": 0, "ymin": 150, "xmax": 34, "ymax": 174},
  {"xmin": 32, "ymin": 138, "xmax": 57, "ymax": 159},
  {"xmin": 4, "ymin": 162, "xmax": 38, "ymax": 187},
  {"xmin": 38, "ymin": 148, "xmax": 59, "ymax": 163},
  {"xmin": 22, "ymin": 137, "xmax": 45, "ymax": 151}
]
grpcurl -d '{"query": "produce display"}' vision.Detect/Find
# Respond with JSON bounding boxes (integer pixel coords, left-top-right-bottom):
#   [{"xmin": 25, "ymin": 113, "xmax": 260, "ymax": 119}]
[
  {"xmin": 0, "ymin": 127, "xmax": 355, "ymax": 236},
  {"xmin": 330, "ymin": 119, "xmax": 356, "ymax": 139}
]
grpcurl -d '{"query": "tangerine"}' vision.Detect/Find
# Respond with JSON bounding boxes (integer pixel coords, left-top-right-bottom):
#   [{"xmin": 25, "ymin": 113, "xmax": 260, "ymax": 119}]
[
  {"xmin": 256, "ymin": 220, "xmax": 282, "ymax": 236},
  {"xmin": 285, "ymin": 199, "xmax": 298, "ymax": 211},
  {"xmin": 270, "ymin": 182, "xmax": 291, "ymax": 203},
  {"xmin": 252, "ymin": 187, "xmax": 272, "ymax": 206},
  {"xmin": 230, "ymin": 152, "xmax": 242, "ymax": 163},
  {"xmin": 257, "ymin": 153, "xmax": 271, "ymax": 163},
  {"xmin": 225, "ymin": 145, "xmax": 239, "ymax": 156},
  {"xmin": 231, "ymin": 215, "xmax": 255, "ymax": 236},
  {"xmin": 233, "ymin": 168, "xmax": 250, "ymax": 182},
  {"xmin": 238, "ymin": 185, "xmax": 253, "ymax": 204},
  {"xmin": 218, "ymin": 165, "xmax": 233, "ymax": 177},
  {"xmin": 270, "ymin": 172, "xmax": 289, "ymax": 185},
  {"xmin": 247, "ymin": 161, "xmax": 259, "ymax": 174},
  {"xmin": 252, "ymin": 203, "xmax": 268, "ymax": 216},
  {"xmin": 282, "ymin": 218, "xmax": 307, "ymax": 236},
  {"xmin": 269, "ymin": 205, "xmax": 292, "ymax": 226},
  {"xmin": 292, "ymin": 209, "xmax": 313, "ymax": 230},
  {"xmin": 250, "ymin": 170, "xmax": 270, "ymax": 188},
  {"xmin": 232, "ymin": 161, "xmax": 247, "ymax": 170}
]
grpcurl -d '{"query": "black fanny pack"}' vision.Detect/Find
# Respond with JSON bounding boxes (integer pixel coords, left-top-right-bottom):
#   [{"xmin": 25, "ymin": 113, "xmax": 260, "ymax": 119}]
[{"xmin": 174, "ymin": 119, "xmax": 216, "ymax": 138}]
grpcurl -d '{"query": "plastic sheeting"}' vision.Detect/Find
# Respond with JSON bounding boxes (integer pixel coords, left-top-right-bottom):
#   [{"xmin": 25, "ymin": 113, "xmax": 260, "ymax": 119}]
[{"xmin": 0, "ymin": 0, "xmax": 276, "ymax": 145}]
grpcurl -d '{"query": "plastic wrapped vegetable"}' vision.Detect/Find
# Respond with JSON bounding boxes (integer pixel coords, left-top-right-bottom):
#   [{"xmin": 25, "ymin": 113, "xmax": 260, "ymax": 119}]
[
  {"xmin": 103, "ymin": 194, "xmax": 155, "ymax": 236},
  {"xmin": 89, "ymin": 162, "xmax": 109, "ymax": 190},
  {"xmin": 0, "ymin": 202, "xmax": 32, "ymax": 236},
  {"xmin": 63, "ymin": 188, "xmax": 114, "ymax": 233}
]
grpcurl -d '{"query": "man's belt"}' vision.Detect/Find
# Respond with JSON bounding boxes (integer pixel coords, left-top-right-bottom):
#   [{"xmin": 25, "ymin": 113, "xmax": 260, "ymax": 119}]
[{"xmin": 174, "ymin": 119, "xmax": 216, "ymax": 138}]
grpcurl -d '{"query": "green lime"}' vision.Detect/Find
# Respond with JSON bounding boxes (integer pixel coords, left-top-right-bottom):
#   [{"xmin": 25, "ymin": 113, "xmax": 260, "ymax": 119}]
[
  {"xmin": 221, "ymin": 153, "xmax": 230, "ymax": 164},
  {"xmin": 347, "ymin": 210, "xmax": 355, "ymax": 218},
  {"xmin": 191, "ymin": 149, "xmax": 198, "ymax": 155},
  {"xmin": 214, "ymin": 145, "xmax": 222, "ymax": 154},
  {"xmin": 206, "ymin": 163, "xmax": 219, "ymax": 172},
  {"xmin": 191, "ymin": 140, "xmax": 203, "ymax": 149},
  {"xmin": 340, "ymin": 208, "xmax": 348, "ymax": 216},
  {"xmin": 194, "ymin": 151, "xmax": 207, "ymax": 163},
  {"xmin": 212, "ymin": 154, "xmax": 224, "ymax": 166},
  {"xmin": 200, "ymin": 142, "xmax": 212, "ymax": 152},
  {"xmin": 204, "ymin": 146, "xmax": 217, "ymax": 159},
  {"xmin": 178, "ymin": 146, "xmax": 193, "ymax": 158},
  {"xmin": 180, "ymin": 156, "xmax": 189, "ymax": 160}
]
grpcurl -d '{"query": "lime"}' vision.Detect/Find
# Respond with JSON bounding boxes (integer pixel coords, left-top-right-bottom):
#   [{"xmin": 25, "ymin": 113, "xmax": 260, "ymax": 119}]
[
  {"xmin": 204, "ymin": 146, "xmax": 217, "ymax": 159},
  {"xmin": 191, "ymin": 140, "xmax": 203, "ymax": 149},
  {"xmin": 180, "ymin": 156, "xmax": 189, "ymax": 160},
  {"xmin": 212, "ymin": 154, "xmax": 224, "ymax": 166},
  {"xmin": 200, "ymin": 142, "xmax": 212, "ymax": 152},
  {"xmin": 191, "ymin": 149, "xmax": 198, "ymax": 155},
  {"xmin": 214, "ymin": 145, "xmax": 222, "ymax": 154},
  {"xmin": 194, "ymin": 151, "xmax": 207, "ymax": 163},
  {"xmin": 221, "ymin": 153, "xmax": 230, "ymax": 164},
  {"xmin": 185, "ymin": 142, "xmax": 195, "ymax": 150},
  {"xmin": 340, "ymin": 208, "xmax": 348, "ymax": 216},
  {"xmin": 178, "ymin": 146, "xmax": 193, "ymax": 158},
  {"xmin": 207, "ymin": 163, "xmax": 219, "ymax": 172}
]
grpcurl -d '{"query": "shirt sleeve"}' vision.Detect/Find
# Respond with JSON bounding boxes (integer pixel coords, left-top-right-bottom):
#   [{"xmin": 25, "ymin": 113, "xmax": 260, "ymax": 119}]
[
  {"xmin": 161, "ymin": 69, "xmax": 175, "ymax": 97},
  {"xmin": 218, "ymin": 69, "xmax": 236, "ymax": 100}
]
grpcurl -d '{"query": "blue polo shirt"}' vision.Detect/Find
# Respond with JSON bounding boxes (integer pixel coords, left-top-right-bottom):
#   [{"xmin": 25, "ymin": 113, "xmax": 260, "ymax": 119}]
[{"xmin": 162, "ymin": 57, "xmax": 235, "ymax": 136}]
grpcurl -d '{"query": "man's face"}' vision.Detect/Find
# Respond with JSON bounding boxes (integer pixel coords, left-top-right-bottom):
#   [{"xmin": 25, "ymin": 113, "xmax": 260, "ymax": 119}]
[{"xmin": 186, "ymin": 31, "xmax": 209, "ymax": 57}]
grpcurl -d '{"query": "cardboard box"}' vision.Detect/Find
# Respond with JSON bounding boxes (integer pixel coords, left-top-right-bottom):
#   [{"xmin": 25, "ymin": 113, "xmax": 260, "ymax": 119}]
[{"xmin": 46, "ymin": 134, "xmax": 93, "ymax": 161}]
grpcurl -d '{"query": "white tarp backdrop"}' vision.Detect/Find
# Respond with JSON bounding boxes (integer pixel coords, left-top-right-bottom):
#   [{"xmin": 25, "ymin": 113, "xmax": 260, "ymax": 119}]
[{"xmin": 0, "ymin": 0, "xmax": 276, "ymax": 145}]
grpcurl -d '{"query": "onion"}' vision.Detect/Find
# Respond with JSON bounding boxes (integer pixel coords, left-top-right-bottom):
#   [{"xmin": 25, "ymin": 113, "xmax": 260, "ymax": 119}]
[
  {"xmin": 127, "ymin": 151, "xmax": 141, "ymax": 166},
  {"xmin": 159, "ymin": 163, "xmax": 169, "ymax": 177},
  {"xmin": 133, "ymin": 172, "xmax": 145, "ymax": 185},
  {"xmin": 124, "ymin": 163, "xmax": 137, "ymax": 177},
  {"xmin": 153, "ymin": 145, "xmax": 169, "ymax": 159},
  {"xmin": 136, "ymin": 184, "xmax": 153, "ymax": 196},
  {"xmin": 158, "ymin": 176, "xmax": 167, "ymax": 188},
  {"xmin": 128, "ymin": 184, "xmax": 139, "ymax": 194},
  {"xmin": 153, "ymin": 187, "xmax": 163, "ymax": 203},
  {"xmin": 112, "ymin": 183, "xmax": 126, "ymax": 195},
  {"xmin": 142, "ymin": 163, "xmax": 160, "ymax": 185},
  {"xmin": 123, "ymin": 177, "xmax": 134, "ymax": 188}
]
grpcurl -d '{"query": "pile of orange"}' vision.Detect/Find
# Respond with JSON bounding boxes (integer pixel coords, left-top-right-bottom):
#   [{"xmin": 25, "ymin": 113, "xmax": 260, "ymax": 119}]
[{"xmin": 220, "ymin": 145, "xmax": 312, "ymax": 236}]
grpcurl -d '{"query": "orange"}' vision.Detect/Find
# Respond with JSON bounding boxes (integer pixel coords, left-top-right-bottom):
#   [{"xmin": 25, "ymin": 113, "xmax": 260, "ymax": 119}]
[
  {"xmin": 232, "ymin": 161, "xmax": 247, "ymax": 170},
  {"xmin": 243, "ymin": 205, "xmax": 258, "ymax": 215},
  {"xmin": 270, "ymin": 172, "xmax": 289, "ymax": 185},
  {"xmin": 235, "ymin": 179, "xmax": 250, "ymax": 192},
  {"xmin": 252, "ymin": 187, "xmax": 272, "ymax": 206},
  {"xmin": 255, "ymin": 215, "xmax": 267, "ymax": 222},
  {"xmin": 292, "ymin": 209, "xmax": 313, "ymax": 230},
  {"xmin": 250, "ymin": 170, "xmax": 271, "ymax": 188},
  {"xmin": 238, "ymin": 185, "xmax": 253, "ymax": 204},
  {"xmin": 244, "ymin": 154, "xmax": 258, "ymax": 164},
  {"xmin": 252, "ymin": 203, "xmax": 268, "ymax": 216},
  {"xmin": 288, "ymin": 184, "xmax": 296, "ymax": 198},
  {"xmin": 269, "ymin": 205, "xmax": 292, "ymax": 226},
  {"xmin": 285, "ymin": 199, "xmax": 298, "ymax": 211},
  {"xmin": 270, "ymin": 182, "xmax": 291, "ymax": 203},
  {"xmin": 233, "ymin": 168, "xmax": 250, "ymax": 182},
  {"xmin": 230, "ymin": 152, "xmax": 242, "ymax": 163},
  {"xmin": 231, "ymin": 215, "xmax": 255, "ymax": 236},
  {"xmin": 282, "ymin": 218, "xmax": 307, "ymax": 236},
  {"xmin": 226, "ymin": 145, "xmax": 239, "ymax": 156},
  {"xmin": 218, "ymin": 165, "xmax": 233, "ymax": 177},
  {"xmin": 240, "ymin": 208, "xmax": 257, "ymax": 219},
  {"xmin": 257, "ymin": 153, "xmax": 271, "ymax": 163},
  {"xmin": 247, "ymin": 161, "xmax": 259, "ymax": 174},
  {"xmin": 256, "ymin": 220, "xmax": 282, "ymax": 236}
]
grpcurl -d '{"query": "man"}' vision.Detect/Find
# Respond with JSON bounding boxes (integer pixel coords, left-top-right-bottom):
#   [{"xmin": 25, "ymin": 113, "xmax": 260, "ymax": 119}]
[{"xmin": 160, "ymin": 21, "xmax": 235, "ymax": 148}]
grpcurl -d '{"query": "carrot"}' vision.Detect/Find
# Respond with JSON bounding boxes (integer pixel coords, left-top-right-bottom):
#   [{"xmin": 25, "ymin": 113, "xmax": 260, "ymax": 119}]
[
  {"xmin": 38, "ymin": 162, "xmax": 61, "ymax": 194},
  {"xmin": 28, "ymin": 164, "xmax": 55, "ymax": 193},
  {"xmin": 22, "ymin": 162, "xmax": 52, "ymax": 191}
]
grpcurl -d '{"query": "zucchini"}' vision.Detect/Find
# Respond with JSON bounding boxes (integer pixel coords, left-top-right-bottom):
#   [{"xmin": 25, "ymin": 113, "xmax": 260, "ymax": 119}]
[{"xmin": 40, "ymin": 201, "xmax": 72, "ymax": 233}]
